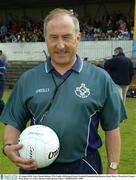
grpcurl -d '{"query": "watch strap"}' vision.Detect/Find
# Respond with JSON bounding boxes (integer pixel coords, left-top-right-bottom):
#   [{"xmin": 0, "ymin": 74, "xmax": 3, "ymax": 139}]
[{"xmin": 109, "ymin": 162, "xmax": 119, "ymax": 170}]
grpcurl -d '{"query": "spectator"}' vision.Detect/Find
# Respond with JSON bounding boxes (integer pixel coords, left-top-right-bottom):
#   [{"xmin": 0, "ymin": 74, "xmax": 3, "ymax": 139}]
[
  {"xmin": 0, "ymin": 50, "xmax": 7, "ymax": 65},
  {"xmin": 0, "ymin": 11, "xmax": 134, "ymax": 42},
  {"xmin": 104, "ymin": 47, "xmax": 134, "ymax": 104},
  {"xmin": 0, "ymin": 50, "xmax": 7, "ymax": 114}
]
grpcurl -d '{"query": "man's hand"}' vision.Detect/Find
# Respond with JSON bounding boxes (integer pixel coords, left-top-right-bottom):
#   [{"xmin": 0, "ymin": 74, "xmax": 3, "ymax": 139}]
[{"xmin": 4, "ymin": 143, "xmax": 38, "ymax": 170}]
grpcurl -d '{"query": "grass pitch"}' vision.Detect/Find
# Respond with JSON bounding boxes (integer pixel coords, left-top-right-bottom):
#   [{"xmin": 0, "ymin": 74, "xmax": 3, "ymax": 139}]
[{"xmin": 0, "ymin": 89, "xmax": 136, "ymax": 174}]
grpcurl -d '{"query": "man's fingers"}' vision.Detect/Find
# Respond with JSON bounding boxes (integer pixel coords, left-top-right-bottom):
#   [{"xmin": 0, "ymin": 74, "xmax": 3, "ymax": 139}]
[
  {"xmin": 14, "ymin": 143, "xmax": 23, "ymax": 151},
  {"xmin": 16, "ymin": 159, "xmax": 38, "ymax": 170}
]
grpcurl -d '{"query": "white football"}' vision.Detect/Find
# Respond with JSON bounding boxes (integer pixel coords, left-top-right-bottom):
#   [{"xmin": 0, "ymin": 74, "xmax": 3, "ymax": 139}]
[{"xmin": 18, "ymin": 125, "xmax": 60, "ymax": 168}]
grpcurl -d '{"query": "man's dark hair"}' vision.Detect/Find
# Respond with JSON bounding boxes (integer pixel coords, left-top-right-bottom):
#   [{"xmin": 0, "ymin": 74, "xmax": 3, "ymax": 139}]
[{"xmin": 114, "ymin": 47, "xmax": 125, "ymax": 56}]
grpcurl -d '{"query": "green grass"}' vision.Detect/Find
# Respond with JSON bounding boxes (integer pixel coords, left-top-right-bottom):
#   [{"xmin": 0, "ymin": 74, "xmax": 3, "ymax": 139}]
[
  {"xmin": 0, "ymin": 89, "xmax": 136, "ymax": 174},
  {"xmin": 99, "ymin": 97, "xmax": 136, "ymax": 174},
  {"xmin": 0, "ymin": 89, "xmax": 18, "ymax": 174}
]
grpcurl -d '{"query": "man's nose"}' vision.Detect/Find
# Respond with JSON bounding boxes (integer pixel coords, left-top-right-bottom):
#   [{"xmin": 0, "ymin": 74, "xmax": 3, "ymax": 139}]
[{"xmin": 56, "ymin": 39, "xmax": 65, "ymax": 49}]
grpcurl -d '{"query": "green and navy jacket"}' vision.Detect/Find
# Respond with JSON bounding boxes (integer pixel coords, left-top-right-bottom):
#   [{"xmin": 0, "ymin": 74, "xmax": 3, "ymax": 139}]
[{"xmin": 0, "ymin": 55, "xmax": 127, "ymax": 163}]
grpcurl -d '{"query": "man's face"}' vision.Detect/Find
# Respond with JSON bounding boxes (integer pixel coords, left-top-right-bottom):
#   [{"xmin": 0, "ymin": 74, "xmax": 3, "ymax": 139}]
[{"xmin": 45, "ymin": 15, "xmax": 80, "ymax": 68}]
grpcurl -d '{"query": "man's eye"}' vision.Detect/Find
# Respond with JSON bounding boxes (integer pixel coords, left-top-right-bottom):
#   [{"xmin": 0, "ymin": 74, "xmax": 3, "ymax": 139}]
[
  {"xmin": 50, "ymin": 36, "xmax": 57, "ymax": 40},
  {"xmin": 63, "ymin": 36, "xmax": 69, "ymax": 39},
  {"xmin": 63, "ymin": 36, "xmax": 71, "ymax": 39}
]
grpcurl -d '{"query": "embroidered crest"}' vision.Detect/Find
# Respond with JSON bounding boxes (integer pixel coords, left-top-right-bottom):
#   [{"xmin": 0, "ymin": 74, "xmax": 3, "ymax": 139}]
[{"xmin": 75, "ymin": 83, "xmax": 90, "ymax": 98}]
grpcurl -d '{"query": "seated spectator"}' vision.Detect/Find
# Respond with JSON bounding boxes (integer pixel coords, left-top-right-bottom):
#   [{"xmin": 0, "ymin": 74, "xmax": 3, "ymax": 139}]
[{"xmin": 0, "ymin": 11, "xmax": 134, "ymax": 42}]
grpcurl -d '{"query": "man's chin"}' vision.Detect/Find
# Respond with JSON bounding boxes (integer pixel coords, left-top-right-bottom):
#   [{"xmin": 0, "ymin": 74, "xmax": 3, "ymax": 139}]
[{"xmin": 55, "ymin": 54, "xmax": 67, "ymax": 59}]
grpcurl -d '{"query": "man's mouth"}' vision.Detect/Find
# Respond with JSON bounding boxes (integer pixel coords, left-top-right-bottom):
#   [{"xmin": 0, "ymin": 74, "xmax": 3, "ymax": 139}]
[{"xmin": 55, "ymin": 51, "xmax": 68, "ymax": 56}]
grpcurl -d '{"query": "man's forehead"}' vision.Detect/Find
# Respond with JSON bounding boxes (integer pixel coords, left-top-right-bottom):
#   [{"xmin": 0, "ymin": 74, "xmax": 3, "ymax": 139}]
[
  {"xmin": 47, "ymin": 14, "xmax": 74, "ymax": 26},
  {"xmin": 46, "ymin": 17, "xmax": 75, "ymax": 34}
]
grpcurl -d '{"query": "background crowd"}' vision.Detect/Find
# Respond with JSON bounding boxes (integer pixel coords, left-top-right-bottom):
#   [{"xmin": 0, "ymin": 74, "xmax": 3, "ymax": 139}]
[{"xmin": 0, "ymin": 11, "xmax": 134, "ymax": 43}]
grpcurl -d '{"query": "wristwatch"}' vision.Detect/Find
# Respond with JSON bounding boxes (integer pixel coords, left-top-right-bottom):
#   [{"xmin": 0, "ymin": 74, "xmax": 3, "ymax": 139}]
[{"xmin": 109, "ymin": 162, "xmax": 119, "ymax": 170}]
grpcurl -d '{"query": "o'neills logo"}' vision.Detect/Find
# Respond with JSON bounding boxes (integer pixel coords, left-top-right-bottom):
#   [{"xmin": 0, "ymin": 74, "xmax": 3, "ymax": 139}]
[{"xmin": 48, "ymin": 148, "xmax": 59, "ymax": 159}]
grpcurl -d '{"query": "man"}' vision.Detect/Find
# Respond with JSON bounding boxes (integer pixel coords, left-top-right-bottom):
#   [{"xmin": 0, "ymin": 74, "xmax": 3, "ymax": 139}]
[
  {"xmin": 0, "ymin": 8, "xmax": 127, "ymax": 174},
  {"xmin": 0, "ymin": 50, "xmax": 8, "ymax": 65},
  {"xmin": 104, "ymin": 47, "xmax": 134, "ymax": 104},
  {"xmin": 0, "ymin": 50, "xmax": 7, "ymax": 114}
]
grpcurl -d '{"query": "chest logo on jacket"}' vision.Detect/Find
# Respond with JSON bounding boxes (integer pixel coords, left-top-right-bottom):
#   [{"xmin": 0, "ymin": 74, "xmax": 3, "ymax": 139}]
[
  {"xmin": 36, "ymin": 88, "xmax": 50, "ymax": 94},
  {"xmin": 75, "ymin": 83, "xmax": 90, "ymax": 98}
]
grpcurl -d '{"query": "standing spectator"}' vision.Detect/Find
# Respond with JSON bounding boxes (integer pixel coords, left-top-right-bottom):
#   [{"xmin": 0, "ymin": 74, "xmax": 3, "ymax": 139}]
[
  {"xmin": 0, "ymin": 50, "xmax": 7, "ymax": 114},
  {"xmin": 0, "ymin": 50, "xmax": 7, "ymax": 64},
  {"xmin": 104, "ymin": 47, "xmax": 134, "ymax": 104}
]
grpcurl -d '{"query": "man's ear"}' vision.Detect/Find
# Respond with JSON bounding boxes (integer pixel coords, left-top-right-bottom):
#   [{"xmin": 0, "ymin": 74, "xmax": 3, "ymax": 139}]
[{"xmin": 77, "ymin": 32, "xmax": 81, "ymax": 43}]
